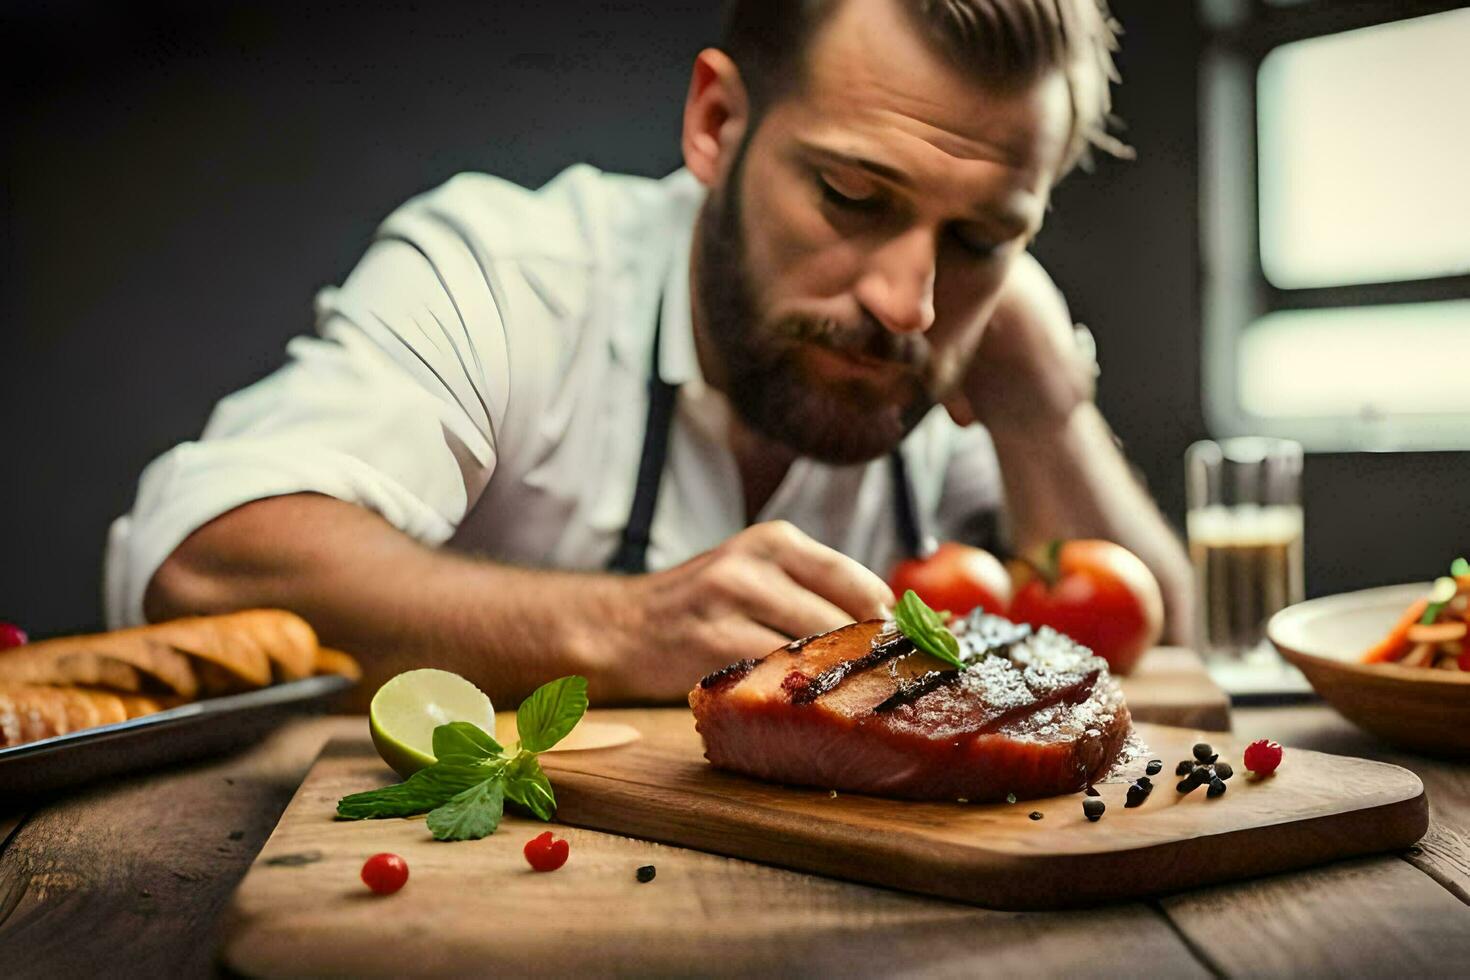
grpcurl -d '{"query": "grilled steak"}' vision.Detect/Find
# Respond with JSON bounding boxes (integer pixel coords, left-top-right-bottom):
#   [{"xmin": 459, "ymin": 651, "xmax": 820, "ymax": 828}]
[{"xmin": 688, "ymin": 612, "xmax": 1132, "ymax": 802}]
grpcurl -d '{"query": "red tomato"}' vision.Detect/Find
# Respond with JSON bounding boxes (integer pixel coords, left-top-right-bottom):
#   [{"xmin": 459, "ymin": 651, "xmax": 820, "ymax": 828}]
[
  {"xmin": 889, "ymin": 543, "xmax": 1011, "ymax": 617},
  {"xmin": 1007, "ymin": 540, "xmax": 1163, "ymax": 675},
  {"xmin": 0, "ymin": 622, "xmax": 27, "ymax": 649},
  {"xmin": 523, "ymin": 831, "xmax": 569, "ymax": 872},
  {"xmin": 360, "ymin": 852, "xmax": 409, "ymax": 894}
]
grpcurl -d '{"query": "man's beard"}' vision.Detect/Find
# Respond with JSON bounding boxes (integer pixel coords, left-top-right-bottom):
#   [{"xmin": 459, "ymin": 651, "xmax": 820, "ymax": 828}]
[{"xmin": 694, "ymin": 144, "xmax": 937, "ymax": 466}]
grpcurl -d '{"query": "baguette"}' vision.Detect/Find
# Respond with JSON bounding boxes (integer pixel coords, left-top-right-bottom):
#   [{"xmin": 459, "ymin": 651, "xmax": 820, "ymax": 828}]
[{"xmin": 0, "ymin": 610, "xmax": 359, "ymax": 751}]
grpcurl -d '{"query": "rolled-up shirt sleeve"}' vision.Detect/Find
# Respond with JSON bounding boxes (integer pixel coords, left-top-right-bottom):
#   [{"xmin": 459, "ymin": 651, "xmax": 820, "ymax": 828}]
[{"xmin": 105, "ymin": 231, "xmax": 508, "ymax": 628}]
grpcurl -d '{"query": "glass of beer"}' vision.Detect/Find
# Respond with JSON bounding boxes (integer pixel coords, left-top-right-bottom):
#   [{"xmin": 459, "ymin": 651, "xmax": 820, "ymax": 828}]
[{"xmin": 1186, "ymin": 438, "xmax": 1304, "ymax": 661}]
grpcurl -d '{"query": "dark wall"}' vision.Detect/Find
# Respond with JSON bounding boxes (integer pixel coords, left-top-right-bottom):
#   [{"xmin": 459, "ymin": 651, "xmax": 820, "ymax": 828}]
[{"xmin": 2, "ymin": 1, "xmax": 1464, "ymax": 638}]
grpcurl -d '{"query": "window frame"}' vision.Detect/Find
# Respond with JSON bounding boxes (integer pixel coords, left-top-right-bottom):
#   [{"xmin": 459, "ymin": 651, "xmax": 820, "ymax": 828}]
[{"xmin": 1200, "ymin": 0, "xmax": 1470, "ymax": 451}]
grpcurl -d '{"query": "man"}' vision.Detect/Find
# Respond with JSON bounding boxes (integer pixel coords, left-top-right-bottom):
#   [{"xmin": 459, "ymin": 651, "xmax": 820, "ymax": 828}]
[{"xmin": 107, "ymin": 0, "xmax": 1193, "ymax": 704}]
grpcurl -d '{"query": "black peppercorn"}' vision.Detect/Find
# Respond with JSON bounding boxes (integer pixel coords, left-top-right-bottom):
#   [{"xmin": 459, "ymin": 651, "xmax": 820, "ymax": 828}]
[
  {"xmin": 1175, "ymin": 760, "xmax": 1194, "ymax": 776},
  {"xmin": 1146, "ymin": 759, "xmax": 1163, "ymax": 776},
  {"xmin": 636, "ymin": 865, "xmax": 657, "ymax": 883},
  {"xmin": 1029, "ymin": 811, "xmax": 1044, "ymax": 821},
  {"xmin": 1213, "ymin": 761, "xmax": 1234, "ymax": 781},
  {"xmin": 1192, "ymin": 742, "xmax": 1217, "ymax": 764},
  {"xmin": 1083, "ymin": 797, "xmax": 1105, "ymax": 822},
  {"xmin": 1125, "ymin": 781, "xmax": 1151, "ymax": 808},
  {"xmin": 1207, "ymin": 778, "xmax": 1227, "ymax": 799},
  {"xmin": 1177, "ymin": 766, "xmax": 1210, "ymax": 794}
]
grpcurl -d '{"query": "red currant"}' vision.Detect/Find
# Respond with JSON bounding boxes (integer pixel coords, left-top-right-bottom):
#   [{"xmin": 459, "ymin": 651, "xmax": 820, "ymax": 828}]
[
  {"xmin": 0, "ymin": 621, "xmax": 28, "ymax": 649},
  {"xmin": 360, "ymin": 852, "xmax": 409, "ymax": 894},
  {"xmin": 523, "ymin": 831, "xmax": 569, "ymax": 872},
  {"xmin": 1243, "ymin": 739, "xmax": 1284, "ymax": 776}
]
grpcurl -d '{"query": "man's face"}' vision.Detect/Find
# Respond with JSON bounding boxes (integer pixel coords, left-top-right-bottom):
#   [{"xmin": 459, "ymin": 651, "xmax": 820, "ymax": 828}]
[{"xmin": 696, "ymin": 0, "xmax": 1071, "ymax": 464}]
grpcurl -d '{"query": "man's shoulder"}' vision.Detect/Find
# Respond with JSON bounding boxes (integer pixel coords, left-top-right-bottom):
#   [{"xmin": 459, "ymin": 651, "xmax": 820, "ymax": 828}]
[{"xmin": 380, "ymin": 164, "xmax": 700, "ymax": 270}]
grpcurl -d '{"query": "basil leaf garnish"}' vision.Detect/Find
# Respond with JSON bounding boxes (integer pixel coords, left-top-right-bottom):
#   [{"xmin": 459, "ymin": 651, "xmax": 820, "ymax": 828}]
[
  {"xmin": 516, "ymin": 675, "xmax": 589, "ymax": 753},
  {"xmin": 432, "ymin": 721, "xmax": 503, "ymax": 762},
  {"xmin": 336, "ymin": 759, "xmax": 500, "ymax": 819},
  {"xmin": 894, "ymin": 590, "xmax": 966, "ymax": 670},
  {"xmin": 503, "ymin": 753, "xmax": 557, "ymax": 821},
  {"xmin": 426, "ymin": 776, "xmax": 505, "ymax": 841}
]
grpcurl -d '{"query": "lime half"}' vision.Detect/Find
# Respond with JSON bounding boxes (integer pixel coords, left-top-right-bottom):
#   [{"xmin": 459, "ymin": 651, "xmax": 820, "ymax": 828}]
[{"xmin": 369, "ymin": 668, "xmax": 496, "ymax": 778}]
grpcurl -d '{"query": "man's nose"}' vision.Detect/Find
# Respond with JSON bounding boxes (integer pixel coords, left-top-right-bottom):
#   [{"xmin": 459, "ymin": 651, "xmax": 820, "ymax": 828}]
[{"xmin": 853, "ymin": 228, "xmax": 937, "ymax": 335}]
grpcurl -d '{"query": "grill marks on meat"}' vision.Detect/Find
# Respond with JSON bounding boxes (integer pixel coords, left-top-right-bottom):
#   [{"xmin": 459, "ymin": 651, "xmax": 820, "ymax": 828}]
[
  {"xmin": 788, "ymin": 634, "xmax": 913, "ymax": 705},
  {"xmin": 698, "ymin": 658, "xmax": 758, "ymax": 692},
  {"xmin": 872, "ymin": 669, "xmax": 961, "ymax": 713},
  {"xmin": 688, "ymin": 615, "xmax": 1133, "ymax": 802}
]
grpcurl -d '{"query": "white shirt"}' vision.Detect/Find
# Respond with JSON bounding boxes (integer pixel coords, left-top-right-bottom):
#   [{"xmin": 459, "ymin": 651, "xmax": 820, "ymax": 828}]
[{"xmin": 105, "ymin": 166, "xmax": 1004, "ymax": 628}]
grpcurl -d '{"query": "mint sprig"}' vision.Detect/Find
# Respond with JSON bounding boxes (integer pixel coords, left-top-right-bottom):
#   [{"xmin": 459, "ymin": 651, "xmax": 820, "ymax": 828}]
[
  {"xmin": 516, "ymin": 675, "xmax": 590, "ymax": 752},
  {"xmin": 336, "ymin": 675, "xmax": 589, "ymax": 841},
  {"xmin": 894, "ymin": 590, "xmax": 965, "ymax": 670},
  {"xmin": 426, "ymin": 777, "xmax": 505, "ymax": 840}
]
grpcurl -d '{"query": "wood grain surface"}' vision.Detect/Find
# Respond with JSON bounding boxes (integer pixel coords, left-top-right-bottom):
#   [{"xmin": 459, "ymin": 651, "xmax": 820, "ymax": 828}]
[
  {"xmin": 1118, "ymin": 646, "xmax": 1231, "ymax": 731},
  {"xmin": 222, "ymin": 733, "xmax": 1211, "ymax": 979},
  {"xmin": 0, "ymin": 718, "xmax": 341, "ymax": 977},
  {"xmin": 545, "ymin": 711, "xmax": 1423, "ymax": 908},
  {"xmin": 4, "ymin": 705, "xmax": 1466, "ymax": 978},
  {"xmin": 222, "ymin": 708, "xmax": 1425, "ymax": 951}
]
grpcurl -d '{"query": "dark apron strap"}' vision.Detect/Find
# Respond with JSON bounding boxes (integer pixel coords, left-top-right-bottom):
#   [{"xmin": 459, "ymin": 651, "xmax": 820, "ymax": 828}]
[
  {"xmin": 607, "ymin": 297, "xmax": 677, "ymax": 574},
  {"xmin": 888, "ymin": 448, "xmax": 932, "ymax": 560},
  {"xmin": 607, "ymin": 290, "xmax": 933, "ymax": 573}
]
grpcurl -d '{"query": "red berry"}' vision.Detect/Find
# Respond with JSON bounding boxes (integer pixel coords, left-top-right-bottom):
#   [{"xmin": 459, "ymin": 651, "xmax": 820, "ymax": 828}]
[
  {"xmin": 360, "ymin": 852, "xmax": 409, "ymax": 894},
  {"xmin": 1458, "ymin": 648, "xmax": 1470, "ymax": 672},
  {"xmin": 1243, "ymin": 739, "xmax": 1284, "ymax": 776},
  {"xmin": 523, "ymin": 830, "xmax": 569, "ymax": 872},
  {"xmin": 0, "ymin": 622, "xmax": 28, "ymax": 649}
]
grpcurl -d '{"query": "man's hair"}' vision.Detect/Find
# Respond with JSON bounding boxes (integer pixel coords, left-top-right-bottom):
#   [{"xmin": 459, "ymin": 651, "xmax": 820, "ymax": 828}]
[{"xmin": 721, "ymin": 0, "xmax": 1129, "ymax": 174}]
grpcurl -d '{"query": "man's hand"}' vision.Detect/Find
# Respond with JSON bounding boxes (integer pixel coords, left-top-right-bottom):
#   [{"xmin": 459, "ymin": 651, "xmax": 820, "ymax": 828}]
[
  {"xmin": 943, "ymin": 252, "xmax": 1096, "ymax": 436},
  {"xmin": 148, "ymin": 496, "xmax": 894, "ymax": 708},
  {"xmin": 593, "ymin": 520, "xmax": 894, "ymax": 702}
]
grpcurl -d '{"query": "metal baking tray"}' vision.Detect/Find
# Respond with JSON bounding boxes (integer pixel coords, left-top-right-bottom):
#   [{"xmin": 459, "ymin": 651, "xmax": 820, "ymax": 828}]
[{"xmin": 0, "ymin": 673, "xmax": 353, "ymax": 798}]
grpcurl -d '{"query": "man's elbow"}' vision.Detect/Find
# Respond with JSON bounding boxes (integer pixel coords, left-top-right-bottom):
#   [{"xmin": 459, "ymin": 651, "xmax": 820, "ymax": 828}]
[{"xmin": 143, "ymin": 540, "xmax": 239, "ymax": 624}]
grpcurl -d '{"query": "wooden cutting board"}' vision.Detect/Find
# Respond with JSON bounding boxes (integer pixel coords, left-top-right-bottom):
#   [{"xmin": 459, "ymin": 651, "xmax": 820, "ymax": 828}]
[
  {"xmin": 225, "ymin": 709, "xmax": 1424, "ymax": 958},
  {"xmin": 1118, "ymin": 646, "xmax": 1230, "ymax": 730}
]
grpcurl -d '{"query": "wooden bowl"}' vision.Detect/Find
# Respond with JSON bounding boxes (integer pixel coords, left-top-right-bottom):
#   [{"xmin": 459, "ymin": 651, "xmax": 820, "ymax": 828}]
[{"xmin": 1269, "ymin": 583, "xmax": 1470, "ymax": 757}]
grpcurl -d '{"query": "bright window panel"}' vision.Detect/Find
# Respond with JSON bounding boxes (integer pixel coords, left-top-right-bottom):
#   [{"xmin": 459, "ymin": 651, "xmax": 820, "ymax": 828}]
[
  {"xmin": 1239, "ymin": 300, "xmax": 1470, "ymax": 417},
  {"xmin": 1257, "ymin": 9, "xmax": 1470, "ymax": 288}
]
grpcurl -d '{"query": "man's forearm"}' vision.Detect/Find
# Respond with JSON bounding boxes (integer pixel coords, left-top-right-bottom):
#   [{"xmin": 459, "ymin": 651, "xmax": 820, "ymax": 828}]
[
  {"xmin": 989, "ymin": 404, "xmax": 1195, "ymax": 644},
  {"xmin": 144, "ymin": 493, "xmax": 634, "ymax": 707}
]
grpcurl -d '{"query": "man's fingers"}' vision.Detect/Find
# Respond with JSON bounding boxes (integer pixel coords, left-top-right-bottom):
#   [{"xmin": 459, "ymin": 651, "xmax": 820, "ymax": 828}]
[
  {"xmin": 745, "ymin": 521, "xmax": 894, "ymax": 622},
  {"xmin": 726, "ymin": 562, "xmax": 855, "ymax": 640},
  {"xmin": 702, "ymin": 617, "xmax": 789, "ymax": 665}
]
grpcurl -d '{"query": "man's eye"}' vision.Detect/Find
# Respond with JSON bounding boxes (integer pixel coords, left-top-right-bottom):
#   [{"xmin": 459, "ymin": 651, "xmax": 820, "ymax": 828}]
[
  {"xmin": 818, "ymin": 173, "xmax": 881, "ymax": 212},
  {"xmin": 948, "ymin": 224, "xmax": 1001, "ymax": 258}
]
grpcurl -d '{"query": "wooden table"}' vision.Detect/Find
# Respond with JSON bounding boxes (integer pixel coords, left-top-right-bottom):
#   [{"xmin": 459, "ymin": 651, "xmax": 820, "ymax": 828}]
[{"xmin": 2, "ymin": 705, "xmax": 1468, "ymax": 978}]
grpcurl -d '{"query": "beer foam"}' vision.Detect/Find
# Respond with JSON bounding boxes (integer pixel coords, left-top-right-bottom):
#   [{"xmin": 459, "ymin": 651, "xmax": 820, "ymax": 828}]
[{"xmin": 1187, "ymin": 504, "xmax": 1303, "ymax": 547}]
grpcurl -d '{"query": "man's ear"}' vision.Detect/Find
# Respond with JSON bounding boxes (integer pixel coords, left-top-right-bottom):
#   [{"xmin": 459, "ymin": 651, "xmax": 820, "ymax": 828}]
[{"xmin": 681, "ymin": 48, "xmax": 750, "ymax": 188}]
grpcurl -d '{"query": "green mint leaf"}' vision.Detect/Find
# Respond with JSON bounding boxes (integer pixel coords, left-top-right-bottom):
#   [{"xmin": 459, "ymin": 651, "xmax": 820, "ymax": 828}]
[
  {"xmin": 336, "ymin": 760, "xmax": 500, "ymax": 820},
  {"xmin": 515, "ymin": 675, "xmax": 589, "ymax": 753},
  {"xmin": 432, "ymin": 721, "xmax": 503, "ymax": 762},
  {"xmin": 1451, "ymin": 557, "xmax": 1469, "ymax": 578},
  {"xmin": 503, "ymin": 752, "xmax": 557, "ymax": 821},
  {"xmin": 894, "ymin": 590, "xmax": 965, "ymax": 670},
  {"xmin": 426, "ymin": 776, "xmax": 505, "ymax": 841}
]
